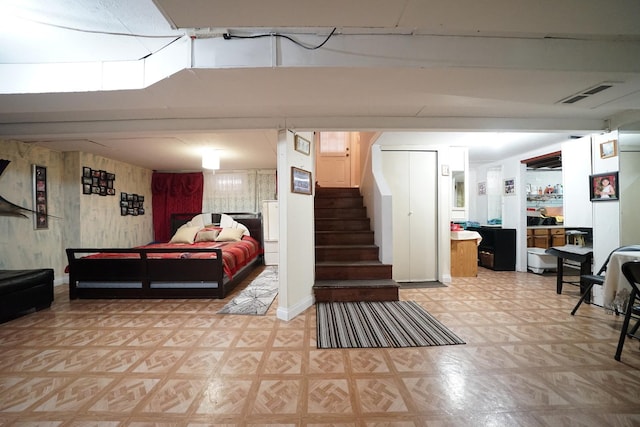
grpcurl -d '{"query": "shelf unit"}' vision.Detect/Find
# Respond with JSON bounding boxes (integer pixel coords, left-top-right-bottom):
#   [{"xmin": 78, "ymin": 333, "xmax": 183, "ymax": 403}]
[{"xmin": 467, "ymin": 226, "xmax": 516, "ymax": 271}]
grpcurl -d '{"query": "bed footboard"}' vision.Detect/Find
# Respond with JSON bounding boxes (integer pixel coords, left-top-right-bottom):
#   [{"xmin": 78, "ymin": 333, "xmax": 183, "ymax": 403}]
[{"xmin": 66, "ymin": 247, "xmax": 226, "ymax": 299}]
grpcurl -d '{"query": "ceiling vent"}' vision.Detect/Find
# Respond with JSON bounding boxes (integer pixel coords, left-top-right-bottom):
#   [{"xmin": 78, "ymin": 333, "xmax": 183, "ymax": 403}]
[{"xmin": 558, "ymin": 82, "xmax": 616, "ymax": 105}]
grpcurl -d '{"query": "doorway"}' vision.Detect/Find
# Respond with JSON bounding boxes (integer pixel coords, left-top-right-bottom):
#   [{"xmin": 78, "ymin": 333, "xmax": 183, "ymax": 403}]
[{"xmin": 316, "ymin": 132, "xmax": 354, "ymax": 187}]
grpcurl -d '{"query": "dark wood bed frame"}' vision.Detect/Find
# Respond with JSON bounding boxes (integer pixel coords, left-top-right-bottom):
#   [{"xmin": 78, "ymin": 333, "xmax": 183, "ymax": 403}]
[{"xmin": 66, "ymin": 212, "xmax": 264, "ymax": 300}]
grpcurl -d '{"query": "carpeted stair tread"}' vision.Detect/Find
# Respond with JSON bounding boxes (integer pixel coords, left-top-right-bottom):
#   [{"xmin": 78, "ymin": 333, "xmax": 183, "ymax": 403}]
[{"xmin": 313, "ymin": 279, "xmax": 399, "ymax": 288}]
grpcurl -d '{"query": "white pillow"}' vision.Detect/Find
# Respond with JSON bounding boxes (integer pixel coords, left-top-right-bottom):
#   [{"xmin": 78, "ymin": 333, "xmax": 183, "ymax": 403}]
[
  {"xmin": 169, "ymin": 225, "xmax": 200, "ymax": 244},
  {"xmin": 219, "ymin": 213, "xmax": 250, "ymax": 236},
  {"xmin": 195, "ymin": 229, "xmax": 220, "ymax": 242},
  {"xmin": 215, "ymin": 228, "xmax": 245, "ymax": 242}
]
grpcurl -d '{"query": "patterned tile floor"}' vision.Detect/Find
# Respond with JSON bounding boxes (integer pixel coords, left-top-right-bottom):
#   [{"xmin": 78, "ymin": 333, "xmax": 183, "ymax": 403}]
[{"xmin": 1, "ymin": 267, "xmax": 640, "ymax": 426}]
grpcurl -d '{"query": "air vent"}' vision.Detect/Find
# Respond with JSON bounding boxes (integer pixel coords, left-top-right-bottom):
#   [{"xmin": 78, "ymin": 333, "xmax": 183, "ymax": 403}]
[
  {"xmin": 558, "ymin": 82, "xmax": 617, "ymax": 105},
  {"xmin": 562, "ymin": 95, "xmax": 588, "ymax": 104},
  {"xmin": 583, "ymin": 84, "xmax": 613, "ymax": 95}
]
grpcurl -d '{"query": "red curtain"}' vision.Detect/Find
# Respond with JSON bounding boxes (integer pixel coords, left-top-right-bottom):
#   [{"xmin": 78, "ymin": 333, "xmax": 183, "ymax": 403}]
[{"xmin": 152, "ymin": 172, "xmax": 204, "ymax": 242}]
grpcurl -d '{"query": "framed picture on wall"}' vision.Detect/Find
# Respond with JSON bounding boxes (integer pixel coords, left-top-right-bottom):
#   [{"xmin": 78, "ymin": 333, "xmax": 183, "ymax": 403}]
[
  {"xmin": 589, "ymin": 172, "xmax": 618, "ymax": 201},
  {"xmin": 294, "ymin": 135, "xmax": 311, "ymax": 155},
  {"xmin": 291, "ymin": 167, "xmax": 312, "ymax": 195},
  {"xmin": 599, "ymin": 140, "xmax": 618, "ymax": 159},
  {"xmin": 503, "ymin": 178, "xmax": 516, "ymax": 196},
  {"xmin": 478, "ymin": 182, "xmax": 487, "ymax": 195},
  {"xmin": 32, "ymin": 165, "xmax": 48, "ymax": 229}
]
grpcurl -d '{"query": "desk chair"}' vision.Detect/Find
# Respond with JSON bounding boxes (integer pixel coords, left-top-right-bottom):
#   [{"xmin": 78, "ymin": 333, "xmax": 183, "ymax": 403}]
[
  {"xmin": 615, "ymin": 261, "xmax": 640, "ymax": 361},
  {"xmin": 571, "ymin": 245, "xmax": 640, "ymax": 316}
]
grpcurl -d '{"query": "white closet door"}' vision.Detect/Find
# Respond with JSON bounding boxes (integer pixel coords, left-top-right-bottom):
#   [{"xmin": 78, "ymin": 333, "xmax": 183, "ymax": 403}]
[
  {"xmin": 409, "ymin": 151, "xmax": 438, "ymax": 281},
  {"xmin": 382, "ymin": 151, "xmax": 412, "ymax": 281},
  {"xmin": 382, "ymin": 150, "xmax": 438, "ymax": 282}
]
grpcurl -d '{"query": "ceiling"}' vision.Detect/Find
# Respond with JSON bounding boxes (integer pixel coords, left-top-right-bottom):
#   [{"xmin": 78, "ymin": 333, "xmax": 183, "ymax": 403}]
[{"xmin": 1, "ymin": 0, "xmax": 639, "ymax": 171}]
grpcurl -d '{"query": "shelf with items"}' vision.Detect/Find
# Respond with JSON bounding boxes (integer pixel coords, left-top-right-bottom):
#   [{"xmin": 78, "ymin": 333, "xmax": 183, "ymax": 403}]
[
  {"xmin": 527, "ymin": 194, "xmax": 563, "ymax": 201},
  {"xmin": 527, "ymin": 194, "xmax": 563, "ymax": 208}
]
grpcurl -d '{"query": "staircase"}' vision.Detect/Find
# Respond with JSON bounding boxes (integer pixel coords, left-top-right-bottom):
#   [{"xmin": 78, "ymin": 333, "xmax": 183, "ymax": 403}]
[{"xmin": 314, "ymin": 186, "xmax": 397, "ymax": 302}]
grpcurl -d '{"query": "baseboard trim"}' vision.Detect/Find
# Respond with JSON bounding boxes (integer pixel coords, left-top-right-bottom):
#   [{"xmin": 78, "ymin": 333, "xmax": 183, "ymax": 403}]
[{"xmin": 276, "ymin": 294, "xmax": 314, "ymax": 321}]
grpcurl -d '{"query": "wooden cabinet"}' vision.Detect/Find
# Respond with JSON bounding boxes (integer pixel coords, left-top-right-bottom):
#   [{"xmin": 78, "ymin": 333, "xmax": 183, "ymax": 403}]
[
  {"xmin": 551, "ymin": 228, "xmax": 566, "ymax": 246},
  {"xmin": 533, "ymin": 228, "xmax": 550, "ymax": 248},
  {"xmin": 527, "ymin": 227, "xmax": 565, "ymax": 249},
  {"xmin": 450, "ymin": 239, "xmax": 478, "ymax": 277},
  {"xmin": 467, "ymin": 226, "xmax": 516, "ymax": 271}
]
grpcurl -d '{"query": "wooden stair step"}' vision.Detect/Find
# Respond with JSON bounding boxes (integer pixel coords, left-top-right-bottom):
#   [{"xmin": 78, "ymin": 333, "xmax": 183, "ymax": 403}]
[
  {"xmin": 314, "ymin": 197, "xmax": 364, "ymax": 209},
  {"xmin": 315, "ymin": 230, "xmax": 374, "ymax": 245},
  {"xmin": 316, "ymin": 245, "xmax": 380, "ymax": 262},
  {"xmin": 315, "ymin": 261, "xmax": 392, "ymax": 280},
  {"xmin": 313, "ymin": 279, "xmax": 399, "ymax": 302},
  {"xmin": 315, "ymin": 187, "xmax": 362, "ymax": 198},
  {"xmin": 315, "ymin": 218, "xmax": 371, "ymax": 231},
  {"xmin": 314, "ymin": 207, "xmax": 367, "ymax": 218}
]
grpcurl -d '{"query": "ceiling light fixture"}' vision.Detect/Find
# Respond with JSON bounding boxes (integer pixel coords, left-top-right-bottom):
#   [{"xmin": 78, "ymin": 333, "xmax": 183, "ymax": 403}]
[{"xmin": 202, "ymin": 149, "xmax": 220, "ymax": 170}]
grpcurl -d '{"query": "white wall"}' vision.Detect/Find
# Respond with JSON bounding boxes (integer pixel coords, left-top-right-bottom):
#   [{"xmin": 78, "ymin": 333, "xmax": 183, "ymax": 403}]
[
  {"xmin": 0, "ymin": 140, "xmax": 153, "ymax": 284},
  {"xmin": 1, "ymin": 141, "xmax": 66, "ymax": 279},
  {"xmin": 591, "ymin": 132, "xmax": 620, "ymax": 269},
  {"xmin": 561, "ymin": 136, "xmax": 593, "ymax": 228},
  {"xmin": 276, "ymin": 130, "xmax": 316, "ymax": 321},
  {"xmin": 618, "ymin": 128, "xmax": 640, "ymax": 246}
]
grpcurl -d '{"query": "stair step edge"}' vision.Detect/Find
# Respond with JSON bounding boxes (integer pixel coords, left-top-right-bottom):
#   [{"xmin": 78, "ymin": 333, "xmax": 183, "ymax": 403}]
[
  {"xmin": 316, "ymin": 245, "xmax": 379, "ymax": 249},
  {"xmin": 316, "ymin": 261, "xmax": 390, "ymax": 266}
]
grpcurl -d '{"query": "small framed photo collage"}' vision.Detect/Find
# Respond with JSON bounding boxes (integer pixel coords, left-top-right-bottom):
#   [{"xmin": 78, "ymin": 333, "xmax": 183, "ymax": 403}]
[
  {"xmin": 33, "ymin": 165, "xmax": 48, "ymax": 230},
  {"xmin": 82, "ymin": 167, "xmax": 116, "ymax": 196},
  {"xmin": 120, "ymin": 192, "xmax": 145, "ymax": 216}
]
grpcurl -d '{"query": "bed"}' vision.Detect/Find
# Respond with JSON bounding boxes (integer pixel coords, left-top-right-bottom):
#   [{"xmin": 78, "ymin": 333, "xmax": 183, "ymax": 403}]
[{"xmin": 66, "ymin": 212, "xmax": 264, "ymax": 300}]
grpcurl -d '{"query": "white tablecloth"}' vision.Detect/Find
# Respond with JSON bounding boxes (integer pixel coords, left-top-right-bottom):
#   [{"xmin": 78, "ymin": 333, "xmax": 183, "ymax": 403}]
[
  {"xmin": 450, "ymin": 230, "xmax": 482, "ymax": 244},
  {"xmin": 603, "ymin": 251, "xmax": 640, "ymax": 310}
]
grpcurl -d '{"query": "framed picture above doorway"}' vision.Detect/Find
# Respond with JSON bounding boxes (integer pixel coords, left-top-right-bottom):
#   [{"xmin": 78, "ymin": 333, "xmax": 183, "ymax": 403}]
[{"xmin": 599, "ymin": 139, "xmax": 618, "ymax": 159}]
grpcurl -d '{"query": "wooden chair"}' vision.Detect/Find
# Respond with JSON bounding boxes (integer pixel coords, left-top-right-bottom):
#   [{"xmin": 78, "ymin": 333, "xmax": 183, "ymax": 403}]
[
  {"xmin": 571, "ymin": 245, "xmax": 640, "ymax": 316},
  {"xmin": 615, "ymin": 261, "xmax": 640, "ymax": 361}
]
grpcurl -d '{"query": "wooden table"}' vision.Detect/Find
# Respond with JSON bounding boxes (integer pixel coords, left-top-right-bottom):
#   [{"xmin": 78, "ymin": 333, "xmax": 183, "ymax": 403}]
[{"xmin": 545, "ymin": 245, "xmax": 593, "ymax": 294}]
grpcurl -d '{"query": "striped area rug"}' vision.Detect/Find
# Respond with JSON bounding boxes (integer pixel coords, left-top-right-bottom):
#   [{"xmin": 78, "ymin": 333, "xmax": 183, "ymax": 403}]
[{"xmin": 316, "ymin": 301, "xmax": 465, "ymax": 349}]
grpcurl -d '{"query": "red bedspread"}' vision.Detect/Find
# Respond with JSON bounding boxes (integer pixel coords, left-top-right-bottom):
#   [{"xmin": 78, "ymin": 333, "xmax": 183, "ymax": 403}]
[{"xmin": 69, "ymin": 236, "xmax": 261, "ymax": 280}]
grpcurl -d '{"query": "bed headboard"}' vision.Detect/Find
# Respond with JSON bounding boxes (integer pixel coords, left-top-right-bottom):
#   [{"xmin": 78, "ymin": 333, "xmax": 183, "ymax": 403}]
[{"xmin": 169, "ymin": 212, "xmax": 264, "ymax": 247}]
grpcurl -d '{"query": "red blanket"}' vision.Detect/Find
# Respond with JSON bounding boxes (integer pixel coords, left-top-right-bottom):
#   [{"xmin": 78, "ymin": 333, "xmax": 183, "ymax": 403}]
[{"xmin": 67, "ymin": 236, "xmax": 261, "ymax": 280}]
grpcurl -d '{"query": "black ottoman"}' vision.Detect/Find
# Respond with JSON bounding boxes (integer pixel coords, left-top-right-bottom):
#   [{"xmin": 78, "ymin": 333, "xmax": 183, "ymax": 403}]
[{"xmin": 0, "ymin": 269, "xmax": 54, "ymax": 322}]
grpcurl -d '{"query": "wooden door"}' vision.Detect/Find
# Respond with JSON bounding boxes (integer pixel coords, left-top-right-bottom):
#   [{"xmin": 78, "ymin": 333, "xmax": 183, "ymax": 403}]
[{"xmin": 316, "ymin": 132, "xmax": 351, "ymax": 187}]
